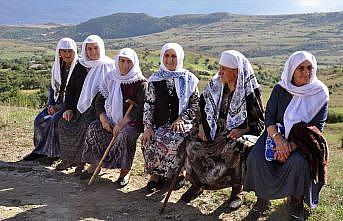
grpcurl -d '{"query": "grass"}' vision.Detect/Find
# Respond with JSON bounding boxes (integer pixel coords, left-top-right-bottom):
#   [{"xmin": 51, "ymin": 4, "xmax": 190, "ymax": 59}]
[{"xmin": 0, "ymin": 102, "xmax": 342, "ymax": 220}]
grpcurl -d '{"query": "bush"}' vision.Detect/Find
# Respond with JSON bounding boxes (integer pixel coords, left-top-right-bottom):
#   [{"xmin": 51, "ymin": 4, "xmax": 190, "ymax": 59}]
[{"xmin": 327, "ymin": 111, "xmax": 343, "ymax": 123}]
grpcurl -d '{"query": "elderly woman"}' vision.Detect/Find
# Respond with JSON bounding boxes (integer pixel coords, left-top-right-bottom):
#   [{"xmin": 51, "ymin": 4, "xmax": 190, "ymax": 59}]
[
  {"xmin": 23, "ymin": 38, "xmax": 78, "ymax": 165},
  {"xmin": 180, "ymin": 50, "xmax": 264, "ymax": 209},
  {"xmin": 56, "ymin": 35, "xmax": 115, "ymax": 173},
  {"xmin": 244, "ymin": 51, "xmax": 329, "ymax": 220},
  {"xmin": 140, "ymin": 43, "xmax": 200, "ymax": 192},
  {"xmin": 80, "ymin": 48, "xmax": 147, "ymax": 187}
]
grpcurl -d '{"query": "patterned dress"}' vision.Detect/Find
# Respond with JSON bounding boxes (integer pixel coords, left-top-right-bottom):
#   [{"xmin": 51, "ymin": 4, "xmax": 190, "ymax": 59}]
[
  {"xmin": 142, "ymin": 79, "xmax": 199, "ymax": 178},
  {"xmin": 82, "ymin": 81, "xmax": 147, "ymax": 169},
  {"xmin": 185, "ymin": 86, "xmax": 264, "ymax": 190},
  {"xmin": 32, "ymin": 63, "xmax": 69, "ymax": 158}
]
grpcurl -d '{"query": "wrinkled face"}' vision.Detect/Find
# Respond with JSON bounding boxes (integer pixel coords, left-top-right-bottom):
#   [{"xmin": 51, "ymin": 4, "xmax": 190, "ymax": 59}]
[
  {"xmin": 59, "ymin": 49, "xmax": 75, "ymax": 64},
  {"xmin": 292, "ymin": 60, "xmax": 313, "ymax": 86},
  {"xmin": 86, "ymin": 43, "xmax": 100, "ymax": 60},
  {"xmin": 118, "ymin": 56, "xmax": 133, "ymax": 76},
  {"xmin": 163, "ymin": 49, "xmax": 177, "ymax": 71},
  {"xmin": 219, "ymin": 64, "xmax": 238, "ymax": 85}
]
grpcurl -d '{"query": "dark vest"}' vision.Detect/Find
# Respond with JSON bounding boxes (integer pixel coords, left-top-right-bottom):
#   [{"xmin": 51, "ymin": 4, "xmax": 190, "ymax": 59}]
[{"xmin": 152, "ymin": 80, "xmax": 179, "ymax": 128}]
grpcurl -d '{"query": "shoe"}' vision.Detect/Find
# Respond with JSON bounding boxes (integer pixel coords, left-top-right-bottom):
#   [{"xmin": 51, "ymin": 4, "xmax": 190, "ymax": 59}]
[
  {"xmin": 179, "ymin": 185, "xmax": 203, "ymax": 203},
  {"xmin": 245, "ymin": 198, "xmax": 271, "ymax": 220},
  {"xmin": 146, "ymin": 180, "xmax": 158, "ymax": 193},
  {"xmin": 22, "ymin": 152, "xmax": 44, "ymax": 161},
  {"xmin": 79, "ymin": 170, "xmax": 93, "ymax": 180},
  {"xmin": 115, "ymin": 175, "xmax": 130, "ymax": 187},
  {"xmin": 228, "ymin": 195, "xmax": 243, "ymax": 210},
  {"xmin": 287, "ymin": 196, "xmax": 304, "ymax": 221},
  {"xmin": 172, "ymin": 175, "xmax": 186, "ymax": 190},
  {"xmin": 38, "ymin": 157, "xmax": 59, "ymax": 166},
  {"xmin": 55, "ymin": 160, "xmax": 73, "ymax": 171},
  {"xmin": 74, "ymin": 163, "xmax": 85, "ymax": 175}
]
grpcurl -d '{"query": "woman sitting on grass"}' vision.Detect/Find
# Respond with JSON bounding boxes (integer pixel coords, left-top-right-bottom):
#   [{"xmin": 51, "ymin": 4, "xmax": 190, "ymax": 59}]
[
  {"xmin": 23, "ymin": 38, "xmax": 78, "ymax": 165},
  {"xmin": 140, "ymin": 43, "xmax": 200, "ymax": 193},
  {"xmin": 80, "ymin": 48, "xmax": 147, "ymax": 187},
  {"xmin": 56, "ymin": 35, "xmax": 115, "ymax": 174},
  {"xmin": 180, "ymin": 50, "xmax": 264, "ymax": 210},
  {"xmin": 244, "ymin": 51, "xmax": 329, "ymax": 221}
]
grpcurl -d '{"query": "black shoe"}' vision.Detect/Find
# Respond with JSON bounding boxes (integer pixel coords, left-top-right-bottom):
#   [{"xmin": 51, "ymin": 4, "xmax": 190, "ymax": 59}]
[
  {"xmin": 179, "ymin": 185, "xmax": 203, "ymax": 203},
  {"xmin": 22, "ymin": 152, "xmax": 44, "ymax": 161},
  {"xmin": 172, "ymin": 175, "xmax": 186, "ymax": 190},
  {"xmin": 74, "ymin": 163, "xmax": 85, "ymax": 176},
  {"xmin": 115, "ymin": 175, "xmax": 130, "ymax": 187},
  {"xmin": 38, "ymin": 157, "xmax": 59, "ymax": 166},
  {"xmin": 146, "ymin": 180, "xmax": 158, "ymax": 193},
  {"xmin": 287, "ymin": 196, "xmax": 304, "ymax": 221},
  {"xmin": 228, "ymin": 195, "xmax": 243, "ymax": 210},
  {"xmin": 79, "ymin": 170, "xmax": 93, "ymax": 180},
  {"xmin": 245, "ymin": 198, "xmax": 271, "ymax": 220}
]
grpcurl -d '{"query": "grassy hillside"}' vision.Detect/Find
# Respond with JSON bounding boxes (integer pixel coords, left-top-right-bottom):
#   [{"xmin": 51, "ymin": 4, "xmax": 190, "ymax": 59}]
[{"xmin": 0, "ymin": 11, "xmax": 342, "ymax": 65}]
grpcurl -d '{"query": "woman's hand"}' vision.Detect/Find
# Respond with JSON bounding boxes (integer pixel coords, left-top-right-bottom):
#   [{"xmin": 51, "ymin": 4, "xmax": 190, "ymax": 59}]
[
  {"xmin": 141, "ymin": 128, "xmax": 154, "ymax": 147},
  {"xmin": 48, "ymin": 105, "xmax": 60, "ymax": 115},
  {"xmin": 197, "ymin": 124, "xmax": 207, "ymax": 142},
  {"xmin": 274, "ymin": 135, "xmax": 292, "ymax": 162},
  {"xmin": 227, "ymin": 128, "xmax": 249, "ymax": 140},
  {"xmin": 63, "ymin": 110, "xmax": 74, "ymax": 121},
  {"xmin": 171, "ymin": 117, "xmax": 185, "ymax": 133},
  {"xmin": 99, "ymin": 113, "xmax": 112, "ymax": 134}
]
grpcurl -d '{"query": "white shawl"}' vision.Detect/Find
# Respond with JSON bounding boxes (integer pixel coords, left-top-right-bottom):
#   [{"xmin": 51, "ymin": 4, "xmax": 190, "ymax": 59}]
[
  {"xmin": 149, "ymin": 43, "xmax": 199, "ymax": 114},
  {"xmin": 99, "ymin": 48, "xmax": 146, "ymax": 124},
  {"xmin": 50, "ymin": 38, "xmax": 78, "ymax": 102},
  {"xmin": 77, "ymin": 35, "xmax": 115, "ymax": 113},
  {"xmin": 203, "ymin": 50, "xmax": 259, "ymax": 140},
  {"xmin": 278, "ymin": 51, "xmax": 329, "ymax": 138}
]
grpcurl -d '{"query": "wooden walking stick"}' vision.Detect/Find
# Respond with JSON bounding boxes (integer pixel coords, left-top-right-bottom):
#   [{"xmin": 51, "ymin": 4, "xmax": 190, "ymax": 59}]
[
  {"xmin": 88, "ymin": 99, "xmax": 137, "ymax": 185},
  {"xmin": 159, "ymin": 152, "xmax": 187, "ymax": 214}
]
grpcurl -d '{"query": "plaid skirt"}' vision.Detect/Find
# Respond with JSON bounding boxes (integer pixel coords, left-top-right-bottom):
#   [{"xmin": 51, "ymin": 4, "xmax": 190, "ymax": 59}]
[{"xmin": 57, "ymin": 107, "xmax": 96, "ymax": 164}]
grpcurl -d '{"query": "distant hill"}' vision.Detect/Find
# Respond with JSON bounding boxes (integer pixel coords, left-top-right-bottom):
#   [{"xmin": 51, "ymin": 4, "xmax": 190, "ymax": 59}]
[{"xmin": 0, "ymin": 11, "xmax": 342, "ymax": 64}]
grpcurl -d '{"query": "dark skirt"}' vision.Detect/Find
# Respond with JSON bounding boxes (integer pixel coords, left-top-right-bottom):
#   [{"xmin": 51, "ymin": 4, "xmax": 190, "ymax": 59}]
[
  {"xmin": 244, "ymin": 131, "xmax": 322, "ymax": 208},
  {"xmin": 57, "ymin": 107, "xmax": 96, "ymax": 164},
  {"xmin": 82, "ymin": 120, "xmax": 139, "ymax": 169},
  {"xmin": 185, "ymin": 134, "xmax": 257, "ymax": 190},
  {"xmin": 33, "ymin": 107, "xmax": 63, "ymax": 158},
  {"xmin": 142, "ymin": 124, "xmax": 188, "ymax": 178}
]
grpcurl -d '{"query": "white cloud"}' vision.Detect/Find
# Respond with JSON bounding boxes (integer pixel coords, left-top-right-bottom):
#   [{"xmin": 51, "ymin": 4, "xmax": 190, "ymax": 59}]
[{"xmin": 297, "ymin": 0, "xmax": 343, "ymax": 11}]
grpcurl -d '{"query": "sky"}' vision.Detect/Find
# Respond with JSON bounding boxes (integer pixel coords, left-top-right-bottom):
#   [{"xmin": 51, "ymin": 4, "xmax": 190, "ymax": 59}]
[{"xmin": 0, "ymin": 0, "xmax": 342, "ymax": 25}]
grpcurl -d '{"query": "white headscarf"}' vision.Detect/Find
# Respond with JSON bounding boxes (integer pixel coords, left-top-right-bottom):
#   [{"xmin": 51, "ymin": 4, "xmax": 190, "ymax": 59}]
[
  {"xmin": 51, "ymin": 38, "xmax": 78, "ymax": 102},
  {"xmin": 149, "ymin": 43, "xmax": 199, "ymax": 114},
  {"xmin": 77, "ymin": 35, "xmax": 115, "ymax": 113},
  {"xmin": 278, "ymin": 51, "xmax": 329, "ymax": 138},
  {"xmin": 203, "ymin": 50, "xmax": 260, "ymax": 140},
  {"xmin": 99, "ymin": 48, "xmax": 146, "ymax": 124}
]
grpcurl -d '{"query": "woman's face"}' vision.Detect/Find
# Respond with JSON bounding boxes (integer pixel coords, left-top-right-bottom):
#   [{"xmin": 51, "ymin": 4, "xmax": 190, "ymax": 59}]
[
  {"xmin": 86, "ymin": 43, "xmax": 100, "ymax": 60},
  {"xmin": 219, "ymin": 65, "xmax": 238, "ymax": 85},
  {"xmin": 118, "ymin": 56, "xmax": 133, "ymax": 76},
  {"xmin": 163, "ymin": 49, "xmax": 177, "ymax": 71},
  {"xmin": 292, "ymin": 60, "xmax": 313, "ymax": 86},
  {"xmin": 59, "ymin": 49, "xmax": 75, "ymax": 64}
]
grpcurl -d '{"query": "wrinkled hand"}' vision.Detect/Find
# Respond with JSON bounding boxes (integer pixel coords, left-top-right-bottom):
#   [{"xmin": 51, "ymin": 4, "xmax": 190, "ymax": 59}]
[
  {"xmin": 141, "ymin": 128, "xmax": 154, "ymax": 147},
  {"xmin": 197, "ymin": 124, "xmax": 207, "ymax": 142},
  {"xmin": 63, "ymin": 110, "xmax": 73, "ymax": 121},
  {"xmin": 227, "ymin": 128, "xmax": 248, "ymax": 140},
  {"xmin": 274, "ymin": 136, "xmax": 292, "ymax": 162},
  {"xmin": 48, "ymin": 105, "xmax": 60, "ymax": 115},
  {"xmin": 112, "ymin": 125, "xmax": 121, "ymax": 137},
  {"xmin": 171, "ymin": 117, "xmax": 185, "ymax": 133},
  {"xmin": 99, "ymin": 113, "xmax": 112, "ymax": 133}
]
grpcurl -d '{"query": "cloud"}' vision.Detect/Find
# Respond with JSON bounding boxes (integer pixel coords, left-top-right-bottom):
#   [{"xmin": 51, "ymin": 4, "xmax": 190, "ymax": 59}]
[{"xmin": 297, "ymin": 0, "xmax": 343, "ymax": 11}]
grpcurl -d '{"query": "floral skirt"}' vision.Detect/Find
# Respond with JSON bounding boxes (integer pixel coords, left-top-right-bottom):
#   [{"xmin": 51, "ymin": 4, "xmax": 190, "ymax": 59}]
[
  {"xmin": 142, "ymin": 124, "xmax": 189, "ymax": 178},
  {"xmin": 185, "ymin": 134, "xmax": 258, "ymax": 190},
  {"xmin": 82, "ymin": 120, "xmax": 139, "ymax": 169}
]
